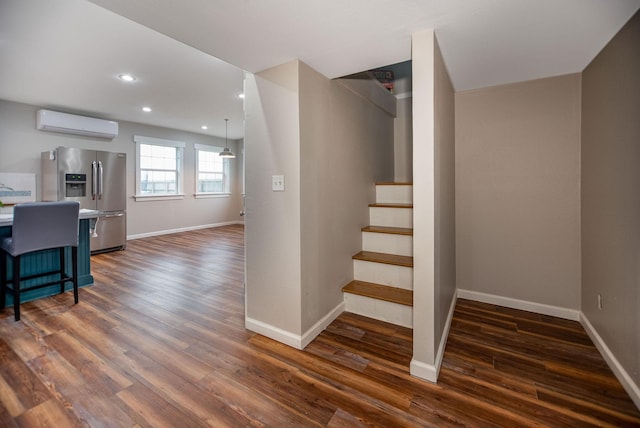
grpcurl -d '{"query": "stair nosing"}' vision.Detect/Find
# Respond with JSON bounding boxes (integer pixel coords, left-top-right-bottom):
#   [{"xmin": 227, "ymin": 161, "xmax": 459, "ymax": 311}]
[
  {"xmin": 375, "ymin": 182, "xmax": 413, "ymax": 186},
  {"xmin": 352, "ymin": 251, "xmax": 413, "ymax": 267},
  {"xmin": 342, "ymin": 280, "xmax": 413, "ymax": 306},
  {"xmin": 368, "ymin": 203, "xmax": 413, "ymax": 209},
  {"xmin": 361, "ymin": 226, "xmax": 413, "ymax": 236}
]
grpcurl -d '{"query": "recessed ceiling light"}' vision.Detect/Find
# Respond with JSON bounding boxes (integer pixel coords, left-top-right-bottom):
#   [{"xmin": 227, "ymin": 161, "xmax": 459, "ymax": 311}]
[
  {"xmin": 238, "ymin": 93, "xmax": 245, "ymax": 99},
  {"xmin": 201, "ymin": 125, "xmax": 208, "ymax": 130},
  {"xmin": 118, "ymin": 74, "xmax": 136, "ymax": 82},
  {"xmin": 142, "ymin": 106, "xmax": 152, "ymax": 112}
]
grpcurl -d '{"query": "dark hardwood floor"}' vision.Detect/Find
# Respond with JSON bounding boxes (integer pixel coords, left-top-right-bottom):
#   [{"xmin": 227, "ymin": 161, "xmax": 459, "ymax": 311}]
[{"xmin": 0, "ymin": 224, "xmax": 638, "ymax": 427}]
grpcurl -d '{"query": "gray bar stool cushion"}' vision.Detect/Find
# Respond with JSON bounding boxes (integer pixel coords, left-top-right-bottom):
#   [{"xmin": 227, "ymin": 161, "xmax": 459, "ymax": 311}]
[
  {"xmin": 1, "ymin": 201, "xmax": 79, "ymax": 256},
  {"xmin": 1, "ymin": 201, "xmax": 80, "ymax": 321}
]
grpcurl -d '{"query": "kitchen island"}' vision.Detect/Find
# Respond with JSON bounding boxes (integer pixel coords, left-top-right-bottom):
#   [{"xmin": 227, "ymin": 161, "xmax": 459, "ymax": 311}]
[{"xmin": 0, "ymin": 209, "xmax": 103, "ymax": 307}]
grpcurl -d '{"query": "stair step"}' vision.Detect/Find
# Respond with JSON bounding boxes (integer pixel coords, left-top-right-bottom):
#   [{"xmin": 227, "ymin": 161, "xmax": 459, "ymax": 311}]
[
  {"xmin": 362, "ymin": 228, "xmax": 412, "ymax": 256},
  {"xmin": 342, "ymin": 280, "xmax": 413, "ymax": 306},
  {"xmin": 368, "ymin": 203, "xmax": 413, "ymax": 209},
  {"xmin": 361, "ymin": 226, "xmax": 413, "ymax": 236},
  {"xmin": 352, "ymin": 251, "xmax": 413, "ymax": 267},
  {"xmin": 369, "ymin": 206, "xmax": 413, "ymax": 228},
  {"xmin": 375, "ymin": 182, "xmax": 413, "ymax": 204}
]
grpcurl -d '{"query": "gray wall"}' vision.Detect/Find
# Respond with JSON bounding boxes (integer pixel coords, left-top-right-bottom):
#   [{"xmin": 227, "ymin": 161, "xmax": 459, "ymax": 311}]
[
  {"xmin": 394, "ymin": 96, "xmax": 413, "ymax": 183},
  {"xmin": 393, "ymin": 74, "xmax": 413, "ymax": 183},
  {"xmin": 433, "ymin": 37, "xmax": 456, "ymax": 352},
  {"xmin": 455, "ymin": 74, "xmax": 582, "ymax": 309},
  {"xmin": 299, "ymin": 62, "xmax": 394, "ymax": 332},
  {"xmin": 0, "ymin": 99, "xmax": 243, "ymax": 237},
  {"xmin": 244, "ymin": 61, "xmax": 303, "ymax": 336},
  {"xmin": 412, "ymin": 29, "xmax": 437, "ymax": 371},
  {"xmin": 581, "ymin": 10, "xmax": 640, "ymax": 396},
  {"xmin": 411, "ymin": 30, "xmax": 456, "ymax": 379},
  {"xmin": 244, "ymin": 59, "xmax": 394, "ymax": 343}
]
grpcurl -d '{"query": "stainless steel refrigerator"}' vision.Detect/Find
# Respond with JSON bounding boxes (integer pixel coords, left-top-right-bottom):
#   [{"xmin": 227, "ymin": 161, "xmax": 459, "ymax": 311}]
[{"xmin": 41, "ymin": 147, "xmax": 126, "ymax": 253}]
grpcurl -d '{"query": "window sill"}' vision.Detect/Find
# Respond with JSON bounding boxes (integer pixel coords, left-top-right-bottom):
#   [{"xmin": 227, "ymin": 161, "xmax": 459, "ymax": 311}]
[
  {"xmin": 134, "ymin": 194, "xmax": 185, "ymax": 202},
  {"xmin": 194, "ymin": 193, "xmax": 231, "ymax": 199}
]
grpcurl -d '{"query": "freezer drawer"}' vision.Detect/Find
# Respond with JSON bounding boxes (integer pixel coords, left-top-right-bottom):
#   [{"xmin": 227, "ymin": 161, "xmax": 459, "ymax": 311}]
[{"xmin": 91, "ymin": 212, "xmax": 126, "ymax": 253}]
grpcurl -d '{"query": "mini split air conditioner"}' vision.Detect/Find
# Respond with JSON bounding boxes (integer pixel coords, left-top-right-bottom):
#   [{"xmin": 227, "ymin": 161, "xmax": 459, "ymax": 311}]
[{"xmin": 36, "ymin": 109, "xmax": 119, "ymax": 139}]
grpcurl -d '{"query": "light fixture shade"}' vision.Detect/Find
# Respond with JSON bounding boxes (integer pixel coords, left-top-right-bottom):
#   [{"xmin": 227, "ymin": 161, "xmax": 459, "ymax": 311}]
[
  {"xmin": 219, "ymin": 118, "xmax": 235, "ymax": 158},
  {"xmin": 219, "ymin": 147, "xmax": 235, "ymax": 158}
]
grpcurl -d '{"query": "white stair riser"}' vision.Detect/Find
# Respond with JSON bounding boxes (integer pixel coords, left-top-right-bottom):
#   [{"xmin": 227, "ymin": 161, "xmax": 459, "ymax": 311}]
[
  {"xmin": 362, "ymin": 232, "xmax": 413, "ymax": 257},
  {"xmin": 344, "ymin": 294, "xmax": 412, "ymax": 328},
  {"xmin": 369, "ymin": 207, "xmax": 413, "ymax": 228},
  {"xmin": 353, "ymin": 260, "xmax": 413, "ymax": 290},
  {"xmin": 376, "ymin": 185, "xmax": 413, "ymax": 204}
]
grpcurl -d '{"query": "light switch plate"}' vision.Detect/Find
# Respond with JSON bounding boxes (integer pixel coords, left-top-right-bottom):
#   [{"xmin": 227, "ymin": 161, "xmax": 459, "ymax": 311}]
[{"xmin": 272, "ymin": 175, "xmax": 285, "ymax": 191}]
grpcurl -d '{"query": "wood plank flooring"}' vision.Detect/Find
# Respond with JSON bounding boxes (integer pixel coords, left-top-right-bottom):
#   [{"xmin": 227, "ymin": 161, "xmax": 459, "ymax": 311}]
[{"xmin": 0, "ymin": 224, "xmax": 638, "ymax": 427}]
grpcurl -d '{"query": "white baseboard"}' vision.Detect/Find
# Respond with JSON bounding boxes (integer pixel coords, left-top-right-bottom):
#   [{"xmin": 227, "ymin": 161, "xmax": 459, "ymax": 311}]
[
  {"xmin": 410, "ymin": 293, "xmax": 457, "ymax": 383},
  {"xmin": 435, "ymin": 294, "xmax": 457, "ymax": 374},
  {"xmin": 580, "ymin": 313, "xmax": 640, "ymax": 410},
  {"xmin": 127, "ymin": 221, "xmax": 244, "ymax": 241},
  {"xmin": 410, "ymin": 359, "xmax": 438, "ymax": 382},
  {"xmin": 245, "ymin": 301, "xmax": 344, "ymax": 351},
  {"xmin": 456, "ymin": 289, "xmax": 580, "ymax": 321},
  {"xmin": 245, "ymin": 317, "xmax": 303, "ymax": 349},
  {"xmin": 301, "ymin": 301, "xmax": 345, "ymax": 348}
]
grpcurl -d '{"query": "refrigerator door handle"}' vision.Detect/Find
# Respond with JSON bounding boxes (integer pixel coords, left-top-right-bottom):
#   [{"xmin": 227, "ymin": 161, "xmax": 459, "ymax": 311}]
[
  {"xmin": 98, "ymin": 161, "xmax": 104, "ymax": 200},
  {"xmin": 91, "ymin": 161, "xmax": 98, "ymax": 200}
]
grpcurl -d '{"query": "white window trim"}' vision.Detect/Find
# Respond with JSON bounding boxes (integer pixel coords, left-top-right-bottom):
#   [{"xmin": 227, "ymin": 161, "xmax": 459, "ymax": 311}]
[
  {"xmin": 134, "ymin": 135, "xmax": 186, "ymax": 200},
  {"xmin": 134, "ymin": 194, "xmax": 185, "ymax": 202},
  {"xmin": 194, "ymin": 193, "xmax": 231, "ymax": 199},
  {"xmin": 135, "ymin": 135, "xmax": 186, "ymax": 148},
  {"xmin": 194, "ymin": 143, "xmax": 231, "ymax": 196}
]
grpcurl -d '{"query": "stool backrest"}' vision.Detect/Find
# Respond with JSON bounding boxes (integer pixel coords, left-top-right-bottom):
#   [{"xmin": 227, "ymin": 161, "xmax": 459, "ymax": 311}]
[{"xmin": 10, "ymin": 201, "xmax": 80, "ymax": 256}]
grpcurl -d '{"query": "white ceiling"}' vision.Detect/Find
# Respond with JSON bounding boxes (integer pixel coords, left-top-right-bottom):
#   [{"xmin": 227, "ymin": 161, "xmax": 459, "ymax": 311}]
[
  {"xmin": 1, "ymin": 0, "xmax": 639, "ymax": 139},
  {"xmin": 0, "ymin": 0, "xmax": 245, "ymax": 138}
]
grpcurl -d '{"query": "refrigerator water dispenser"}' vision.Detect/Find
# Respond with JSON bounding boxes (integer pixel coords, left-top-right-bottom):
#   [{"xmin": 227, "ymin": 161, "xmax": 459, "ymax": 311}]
[{"xmin": 65, "ymin": 173, "xmax": 86, "ymax": 197}]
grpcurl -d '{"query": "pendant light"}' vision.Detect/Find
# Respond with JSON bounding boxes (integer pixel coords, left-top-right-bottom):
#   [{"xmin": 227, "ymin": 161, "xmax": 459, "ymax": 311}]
[{"xmin": 219, "ymin": 118, "xmax": 235, "ymax": 158}]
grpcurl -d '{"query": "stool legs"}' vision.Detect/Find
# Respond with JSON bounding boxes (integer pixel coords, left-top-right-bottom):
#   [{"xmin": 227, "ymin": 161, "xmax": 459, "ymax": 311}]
[
  {"xmin": 72, "ymin": 247, "xmax": 78, "ymax": 304},
  {"xmin": 13, "ymin": 255, "xmax": 21, "ymax": 321},
  {"xmin": 58, "ymin": 247, "xmax": 78, "ymax": 304},
  {"xmin": 59, "ymin": 247, "xmax": 65, "ymax": 294},
  {"xmin": 1, "ymin": 247, "xmax": 78, "ymax": 321},
  {"xmin": 0, "ymin": 253, "xmax": 6, "ymax": 311}
]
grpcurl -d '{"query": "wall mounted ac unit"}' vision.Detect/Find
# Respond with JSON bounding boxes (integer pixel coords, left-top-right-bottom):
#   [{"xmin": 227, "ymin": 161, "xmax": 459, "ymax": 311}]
[{"xmin": 36, "ymin": 109, "xmax": 119, "ymax": 139}]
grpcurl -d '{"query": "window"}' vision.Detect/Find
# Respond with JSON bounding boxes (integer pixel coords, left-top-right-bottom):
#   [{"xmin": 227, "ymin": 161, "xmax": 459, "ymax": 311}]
[
  {"xmin": 195, "ymin": 144, "xmax": 230, "ymax": 196},
  {"xmin": 134, "ymin": 135, "xmax": 185, "ymax": 201}
]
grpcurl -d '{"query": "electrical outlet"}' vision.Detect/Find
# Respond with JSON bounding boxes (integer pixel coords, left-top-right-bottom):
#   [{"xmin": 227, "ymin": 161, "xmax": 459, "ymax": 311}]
[{"xmin": 597, "ymin": 294, "xmax": 603, "ymax": 310}]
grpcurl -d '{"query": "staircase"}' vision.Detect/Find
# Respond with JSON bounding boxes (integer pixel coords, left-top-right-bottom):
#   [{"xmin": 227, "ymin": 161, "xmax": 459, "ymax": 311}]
[{"xmin": 342, "ymin": 182, "xmax": 413, "ymax": 328}]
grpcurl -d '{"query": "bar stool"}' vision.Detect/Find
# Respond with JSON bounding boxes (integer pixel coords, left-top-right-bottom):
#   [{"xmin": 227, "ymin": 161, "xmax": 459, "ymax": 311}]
[{"xmin": 0, "ymin": 201, "xmax": 80, "ymax": 321}]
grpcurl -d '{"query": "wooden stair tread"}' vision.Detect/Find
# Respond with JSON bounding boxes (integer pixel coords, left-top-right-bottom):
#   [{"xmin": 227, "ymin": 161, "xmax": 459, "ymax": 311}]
[
  {"xmin": 368, "ymin": 203, "xmax": 413, "ymax": 209},
  {"xmin": 375, "ymin": 182, "xmax": 413, "ymax": 186},
  {"xmin": 342, "ymin": 280, "xmax": 413, "ymax": 306},
  {"xmin": 352, "ymin": 251, "xmax": 413, "ymax": 267},
  {"xmin": 361, "ymin": 226, "xmax": 413, "ymax": 236}
]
